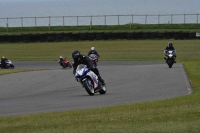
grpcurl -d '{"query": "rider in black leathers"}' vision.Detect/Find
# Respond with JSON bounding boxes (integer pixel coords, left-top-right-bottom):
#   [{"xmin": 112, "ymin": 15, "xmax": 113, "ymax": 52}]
[
  {"xmin": 1, "ymin": 56, "xmax": 8, "ymax": 68},
  {"xmin": 72, "ymin": 50, "xmax": 105, "ymax": 85},
  {"xmin": 164, "ymin": 42, "xmax": 176, "ymax": 63}
]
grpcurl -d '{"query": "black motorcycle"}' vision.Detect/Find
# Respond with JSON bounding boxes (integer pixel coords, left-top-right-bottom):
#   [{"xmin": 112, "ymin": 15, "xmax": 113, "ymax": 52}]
[
  {"xmin": 88, "ymin": 54, "xmax": 98, "ymax": 67},
  {"xmin": 165, "ymin": 50, "xmax": 176, "ymax": 68}
]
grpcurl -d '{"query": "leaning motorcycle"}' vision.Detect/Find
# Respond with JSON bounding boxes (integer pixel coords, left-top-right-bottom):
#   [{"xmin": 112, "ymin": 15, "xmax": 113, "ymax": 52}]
[
  {"xmin": 75, "ymin": 64, "xmax": 106, "ymax": 96},
  {"xmin": 165, "ymin": 50, "xmax": 176, "ymax": 68},
  {"xmin": 0, "ymin": 60, "xmax": 15, "ymax": 69},
  {"xmin": 59, "ymin": 58, "xmax": 72, "ymax": 68},
  {"xmin": 88, "ymin": 54, "xmax": 98, "ymax": 67}
]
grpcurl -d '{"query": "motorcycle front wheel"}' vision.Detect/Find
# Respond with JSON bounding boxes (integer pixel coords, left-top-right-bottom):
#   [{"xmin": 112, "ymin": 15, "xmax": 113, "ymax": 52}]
[
  {"xmin": 167, "ymin": 59, "xmax": 174, "ymax": 68},
  {"xmin": 83, "ymin": 79, "xmax": 95, "ymax": 96}
]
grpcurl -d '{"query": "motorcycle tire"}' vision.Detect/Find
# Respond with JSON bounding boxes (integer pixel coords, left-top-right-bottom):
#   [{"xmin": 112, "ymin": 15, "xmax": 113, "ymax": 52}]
[
  {"xmin": 83, "ymin": 79, "xmax": 95, "ymax": 96},
  {"xmin": 99, "ymin": 86, "xmax": 107, "ymax": 94},
  {"xmin": 97, "ymin": 82, "xmax": 106, "ymax": 94},
  {"xmin": 10, "ymin": 64, "xmax": 15, "ymax": 69},
  {"xmin": 68, "ymin": 64, "xmax": 72, "ymax": 68},
  {"xmin": 168, "ymin": 59, "xmax": 174, "ymax": 68},
  {"xmin": 62, "ymin": 64, "xmax": 66, "ymax": 68}
]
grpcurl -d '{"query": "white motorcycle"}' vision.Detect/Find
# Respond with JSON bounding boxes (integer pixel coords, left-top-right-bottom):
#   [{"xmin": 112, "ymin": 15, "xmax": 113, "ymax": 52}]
[
  {"xmin": 0, "ymin": 60, "xmax": 15, "ymax": 69},
  {"xmin": 75, "ymin": 64, "xmax": 106, "ymax": 96}
]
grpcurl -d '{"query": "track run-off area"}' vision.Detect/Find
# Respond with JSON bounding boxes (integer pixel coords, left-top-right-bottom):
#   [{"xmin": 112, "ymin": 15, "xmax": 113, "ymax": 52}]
[{"xmin": 0, "ymin": 61, "xmax": 192, "ymax": 116}]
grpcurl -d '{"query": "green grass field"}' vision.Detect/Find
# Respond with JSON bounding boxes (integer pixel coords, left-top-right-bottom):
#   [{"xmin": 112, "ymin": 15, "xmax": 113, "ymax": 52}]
[{"xmin": 0, "ymin": 40, "xmax": 200, "ymax": 133}]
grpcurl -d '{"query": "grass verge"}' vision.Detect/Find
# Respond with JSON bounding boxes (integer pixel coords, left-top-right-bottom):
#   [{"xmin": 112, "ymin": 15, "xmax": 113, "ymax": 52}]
[{"xmin": 0, "ymin": 40, "xmax": 200, "ymax": 133}]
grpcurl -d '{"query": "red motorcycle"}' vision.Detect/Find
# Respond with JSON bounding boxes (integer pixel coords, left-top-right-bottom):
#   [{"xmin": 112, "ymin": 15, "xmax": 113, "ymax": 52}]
[
  {"xmin": 59, "ymin": 58, "xmax": 72, "ymax": 68},
  {"xmin": 88, "ymin": 54, "xmax": 98, "ymax": 67}
]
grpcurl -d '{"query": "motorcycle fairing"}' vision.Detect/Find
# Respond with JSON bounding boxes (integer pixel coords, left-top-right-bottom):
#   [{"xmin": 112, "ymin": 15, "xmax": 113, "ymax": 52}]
[
  {"xmin": 89, "ymin": 54, "xmax": 98, "ymax": 64},
  {"xmin": 75, "ymin": 64, "xmax": 99, "ymax": 89},
  {"xmin": 62, "ymin": 59, "xmax": 69, "ymax": 64},
  {"xmin": 89, "ymin": 54, "xmax": 97, "ymax": 59},
  {"xmin": 0, "ymin": 60, "xmax": 12, "ymax": 66},
  {"xmin": 75, "ymin": 65, "xmax": 89, "ymax": 78},
  {"xmin": 166, "ymin": 50, "xmax": 176, "ymax": 59},
  {"xmin": 86, "ymin": 71, "xmax": 99, "ymax": 89}
]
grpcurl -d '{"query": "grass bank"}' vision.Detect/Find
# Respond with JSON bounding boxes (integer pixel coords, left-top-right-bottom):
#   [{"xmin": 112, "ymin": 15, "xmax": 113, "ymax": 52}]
[
  {"xmin": 1, "ymin": 24, "xmax": 200, "ymax": 35},
  {"xmin": 0, "ymin": 40, "xmax": 200, "ymax": 133}
]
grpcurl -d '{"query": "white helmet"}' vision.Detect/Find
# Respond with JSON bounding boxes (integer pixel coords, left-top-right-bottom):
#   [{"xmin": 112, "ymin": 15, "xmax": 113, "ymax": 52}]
[
  {"xmin": 91, "ymin": 47, "xmax": 95, "ymax": 50},
  {"xmin": 59, "ymin": 56, "xmax": 63, "ymax": 59}
]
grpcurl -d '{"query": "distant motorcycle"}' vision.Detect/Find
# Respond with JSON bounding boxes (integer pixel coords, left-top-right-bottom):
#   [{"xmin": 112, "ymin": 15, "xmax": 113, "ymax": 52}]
[
  {"xmin": 165, "ymin": 50, "xmax": 176, "ymax": 68},
  {"xmin": 0, "ymin": 60, "xmax": 15, "ymax": 69},
  {"xmin": 88, "ymin": 54, "xmax": 98, "ymax": 67},
  {"xmin": 58, "ymin": 58, "xmax": 72, "ymax": 68},
  {"xmin": 75, "ymin": 64, "xmax": 106, "ymax": 96}
]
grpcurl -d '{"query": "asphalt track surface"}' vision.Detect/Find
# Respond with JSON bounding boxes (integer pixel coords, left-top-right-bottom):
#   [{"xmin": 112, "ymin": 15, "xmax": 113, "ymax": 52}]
[{"xmin": 0, "ymin": 61, "xmax": 192, "ymax": 116}]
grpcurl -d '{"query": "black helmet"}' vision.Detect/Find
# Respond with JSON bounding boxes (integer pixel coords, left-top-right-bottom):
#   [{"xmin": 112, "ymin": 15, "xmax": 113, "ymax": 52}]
[
  {"xmin": 168, "ymin": 42, "xmax": 173, "ymax": 47},
  {"xmin": 72, "ymin": 50, "xmax": 80, "ymax": 60}
]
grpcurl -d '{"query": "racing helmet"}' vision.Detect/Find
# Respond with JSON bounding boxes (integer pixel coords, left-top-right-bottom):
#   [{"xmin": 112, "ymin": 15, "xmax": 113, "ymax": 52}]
[
  {"xmin": 59, "ymin": 56, "xmax": 63, "ymax": 59},
  {"xmin": 91, "ymin": 47, "xmax": 95, "ymax": 50},
  {"xmin": 1, "ymin": 56, "xmax": 5, "ymax": 59},
  {"xmin": 72, "ymin": 50, "xmax": 80, "ymax": 60},
  {"xmin": 168, "ymin": 42, "xmax": 173, "ymax": 47}
]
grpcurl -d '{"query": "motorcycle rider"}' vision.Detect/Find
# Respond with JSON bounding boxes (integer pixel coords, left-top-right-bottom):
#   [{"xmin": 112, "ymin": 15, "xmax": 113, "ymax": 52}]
[
  {"xmin": 164, "ymin": 42, "xmax": 176, "ymax": 63},
  {"xmin": 58, "ymin": 56, "xmax": 64, "ymax": 64},
  {"xmin": 1, "ymin": 56, "xmax": 8, "ymax": 68},
  {"xmin": 87, "ymin": 47, "xmax": 100, "ymax": 58},
  {"xmin": 72, "ymin": 50, "xmax": 105, "ymax": 85}
]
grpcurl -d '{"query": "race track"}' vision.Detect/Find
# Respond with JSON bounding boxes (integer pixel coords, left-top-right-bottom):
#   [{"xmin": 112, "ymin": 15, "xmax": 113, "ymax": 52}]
[{"xmin": 0, "ymin": 61, "xmax": 192, "ymax": 116}]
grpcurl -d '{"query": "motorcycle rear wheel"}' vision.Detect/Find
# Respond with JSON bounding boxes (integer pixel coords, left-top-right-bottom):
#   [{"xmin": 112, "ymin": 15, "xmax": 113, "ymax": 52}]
[
  {"xmin": 99, "ymin": 86, "xmax": 106, "ymax": 94},
  {"xmin": 10, "ymin": 64, "xmax": 15, "ymax": 69}
]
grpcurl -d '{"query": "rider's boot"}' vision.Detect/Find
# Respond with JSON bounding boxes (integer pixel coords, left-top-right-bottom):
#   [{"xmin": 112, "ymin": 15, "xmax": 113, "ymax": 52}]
[{"xmin": 98, "ymin": 76, "xmax": 106, "ymax": 86}]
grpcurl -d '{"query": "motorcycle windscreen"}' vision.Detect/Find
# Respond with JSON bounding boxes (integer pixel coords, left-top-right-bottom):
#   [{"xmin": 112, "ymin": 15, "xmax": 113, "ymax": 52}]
[
  {"xmin": 168, "ymin": 51, "xmax": 173, "ymax": 54},
  {"xmin": 89, "ymin": 54, "xmax": 97, "ymax": 59},
  {"xmin": 75, "ymin": 64, "xmax": 89, "ymax": 77}
]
